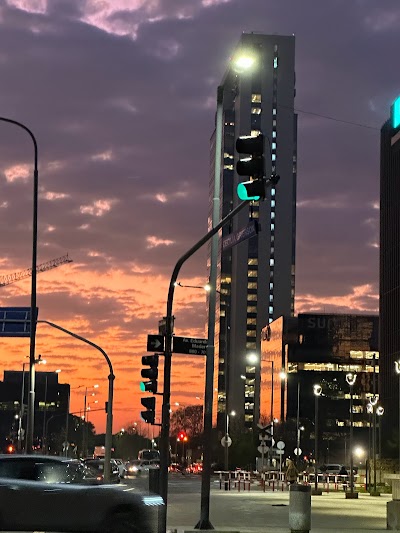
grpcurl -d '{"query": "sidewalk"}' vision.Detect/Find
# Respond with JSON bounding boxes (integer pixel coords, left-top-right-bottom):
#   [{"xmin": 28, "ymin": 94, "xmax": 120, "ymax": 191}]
[{"xmin": 167, "ymin": 490, "xmax": 392, "ymax": 532}]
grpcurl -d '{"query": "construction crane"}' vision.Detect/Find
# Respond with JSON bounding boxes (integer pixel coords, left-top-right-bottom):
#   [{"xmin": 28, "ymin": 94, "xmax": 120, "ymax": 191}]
[{"xmin": 0, "ymin": 254, "xmax": 73, "ymax": 288}]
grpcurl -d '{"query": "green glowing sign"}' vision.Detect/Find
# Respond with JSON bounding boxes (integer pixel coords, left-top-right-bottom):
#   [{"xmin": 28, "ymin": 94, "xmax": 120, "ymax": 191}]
[{"xmin": 393, "ymin": 96, "xmax": 400, "ymax": 129}]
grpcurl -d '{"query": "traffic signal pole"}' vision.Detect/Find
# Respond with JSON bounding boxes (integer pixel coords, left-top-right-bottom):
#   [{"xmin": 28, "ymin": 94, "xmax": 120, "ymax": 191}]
[{"xmin": 158, "ymin": 173, "xmax": 279, "ymax": 533}]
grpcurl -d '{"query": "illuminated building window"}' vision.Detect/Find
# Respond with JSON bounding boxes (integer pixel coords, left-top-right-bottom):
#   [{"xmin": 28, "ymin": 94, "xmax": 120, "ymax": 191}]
[
  {"xmin": 248, "ymin": 259, "xmax": 258, "ymax": 266},
  {"xmin": 337, "ymin": 421, "xmax": 345, "ymax": 427},
  {"xmin": 272, "ymin": 154, "xmax": 276, "ymax": 161},
  {"xmin": 271, "ymin": 223, "xmax": 275, "ymax": 231},
  {"xmin": 247, "ymin": 294, "xmax": 257, "ymax": 301},
  {"xmin": 269, "ymin": 306, "xmax": 273, "ymax": 314},
  {"xmin": 273, "ymin": 108, "xmax": 277, "ymax": 115},
  {"xmin": 251, "ymin": 107, "xmax": 262, "ymax": 114},
  {"xmin": 271, "ymin": 189, "xmax": 276, "ymax": 196},
  {"xmin": 251, "ymin": 129, "xmax": 261, "ymax": 137},
  {"xmin": 252, "ymin": 211, "xmax": 259, "ymax": 218},
  {"xmin": 272, "ymin": 131, "xmax": 277, "ymax": 138},
  {"xmin": 271, "ymin": 200, "xmax": 275, "ymax": 207},
  {"xmin": 273, "ymin": 119, "xmax": 277, "ymax": 127},
  {"xmin": 274, "ymin": 57, "xmax": 278, "ymax": 68},
  {"xmin": 269, "ymin": 282, "xmax": 273, "ymax": 290},
  {"xmin": 269, "ymin": 295, "xmax": 273, "ymax": 302},
  {"xmin": 246, "ymin": 341, "xmax": 257, "ymax": 349},
  {"xmin": 248, "ymin": 282, "xmax": 257, "ymax": 289},
  {"xmin": 247, "ymin": 305, "xmax": 257, "ymax": 313},
  {"xmin": 247, "ymin": 318, "xmax": 257, "ymax": 325},
  {"xmin": 224, "ymin": 152, "xmax": 234, "ymax": 159},
  {"xmin": 272, "ymin": 143, "xmax": 277, "ymax": 150},
  {"xmin": 271, "ymin": 212, "xmax": 275, "ymax": 219},
  {"xmin": 251, "ymin": 94, "xmax": 262, "ymax": 103},
  {"xmin": 247, "ymin": 330, "xmax": 256, "ymax": 337},
  {"xmin": 224, "ymin": 164, "xmax": 234, "ymax": 170},
  {"xmin": 270, "ymin": 258, "xmax": 274, "ymax": 266}
]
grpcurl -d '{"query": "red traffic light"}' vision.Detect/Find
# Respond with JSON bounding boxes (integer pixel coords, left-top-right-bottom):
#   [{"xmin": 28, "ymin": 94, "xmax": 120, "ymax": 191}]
[{"xmin": 178, "ymin": 431, "xmax": 187, "ymax": 441}]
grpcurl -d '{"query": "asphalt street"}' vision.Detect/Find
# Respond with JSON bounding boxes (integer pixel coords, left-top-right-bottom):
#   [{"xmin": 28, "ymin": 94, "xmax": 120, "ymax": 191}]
[{"xmin": 122, "ymin": 473, "xmax": 392, "ymax": 532}]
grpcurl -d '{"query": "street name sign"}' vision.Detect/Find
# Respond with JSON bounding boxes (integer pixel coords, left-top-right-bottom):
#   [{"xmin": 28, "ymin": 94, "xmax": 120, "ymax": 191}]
[
  {"xmin": 222, "ymin": 220, "xmax": 259, "ymax": 251},
  {"xmin": 173, "ymin": 336, "xmax": 207, "ymax": 356},
  {"xmin": 0, "ymin": 307, "xmax": 38, "ymax": 337},
  {"xmin": 147, "ymin": 334, "xmax": 164, "ymax": 352}
]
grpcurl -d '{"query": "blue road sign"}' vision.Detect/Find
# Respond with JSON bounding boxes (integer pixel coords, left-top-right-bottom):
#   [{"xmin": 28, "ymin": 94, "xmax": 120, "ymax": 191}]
[{"xmin": 0, "ymin": 307, "xmax": 38, "ymax": 337}]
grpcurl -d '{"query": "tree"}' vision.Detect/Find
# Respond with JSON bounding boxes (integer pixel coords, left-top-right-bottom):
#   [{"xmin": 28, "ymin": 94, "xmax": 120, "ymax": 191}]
[{"xmin": 170, "ymin": 405, "xmax": 203, "ymax": 438}]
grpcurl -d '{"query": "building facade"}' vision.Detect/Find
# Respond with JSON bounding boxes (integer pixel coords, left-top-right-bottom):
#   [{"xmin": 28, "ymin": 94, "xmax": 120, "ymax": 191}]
[
  {"xmin": 261, "ymin": 313, "xmax": 379, "ymax": 463},
  {"xmin": 209, "ymin": 33, "xmax": 297, "ymax": 429},
  {"xmin": 380, "ymin": 95, "xmax": 400, "ymax": 450},
  {"xmin": 0, "ymin": 370, "xmax": 69, "ymax": 450}
]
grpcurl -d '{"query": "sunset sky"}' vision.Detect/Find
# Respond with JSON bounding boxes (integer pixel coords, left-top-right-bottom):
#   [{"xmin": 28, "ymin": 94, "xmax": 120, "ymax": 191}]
[{"xmin": 0, "ymin": 0, "xmax": 397, "ymax": 434}]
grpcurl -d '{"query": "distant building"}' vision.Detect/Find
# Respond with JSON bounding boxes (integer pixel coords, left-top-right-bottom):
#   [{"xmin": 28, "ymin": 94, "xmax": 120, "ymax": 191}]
[
  {"xmin": 209, "ymin": 32, "xmax": 297, "ymax": 430},
  {"xmin": 380, "ymin": 95, "xmax": 400, "ymax": 451},
  {"xmin": 261, "ymin": 313, "xmax": 379, "ymax": 462},
  {"xmin": 0, "ymin": 370, "xmax": 69, "ymax": 449}
]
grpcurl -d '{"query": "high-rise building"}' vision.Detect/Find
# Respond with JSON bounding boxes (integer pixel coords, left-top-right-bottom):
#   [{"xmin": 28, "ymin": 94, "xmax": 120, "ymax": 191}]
[
  {"xmin": 261, "ymin": 313, "xmax": 379, "ymax": 463},
  {"xmin": 380, "ymin": 95, "xmax": 400, "ymax": 451},
  {"xmin": 209, "ymin": 33, "xmax": 297, "ymax": 429}
]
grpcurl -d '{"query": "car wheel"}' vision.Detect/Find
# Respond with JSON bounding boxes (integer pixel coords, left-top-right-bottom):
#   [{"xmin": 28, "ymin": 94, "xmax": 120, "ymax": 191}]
[{"xmin": 102, "ymin": 511, "xmax": 138, "ymax": 533}]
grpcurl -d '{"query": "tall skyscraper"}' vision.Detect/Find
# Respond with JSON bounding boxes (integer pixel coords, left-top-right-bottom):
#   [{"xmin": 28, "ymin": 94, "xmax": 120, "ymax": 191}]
[
  {"xmin": 209, "ymin": 33, "xmax": 297, "ymax": 430},
  {"xmin": 380, "ymin": 95, "xmax": 400, "ymax": 450}
]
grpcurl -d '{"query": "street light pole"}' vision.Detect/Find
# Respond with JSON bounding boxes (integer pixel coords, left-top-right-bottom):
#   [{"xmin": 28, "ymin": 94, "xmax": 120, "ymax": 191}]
[
  {"xmin": 313, "ymin": 384, "xmax": 322, "ymax": 495},
  {"xmin": 37, "ymin": 320, "xmax": 114, "ymax": 483},
  {"xmin": 0, "ymin": 118, "xmax": 39, "ymax": 455},
  {"xmin": 345, "ymin": 373, "xmax": 357, "ymax": 499},
  {"xmin": 18, "ymin": 362, "xmax": 27, "ymax": 452}
]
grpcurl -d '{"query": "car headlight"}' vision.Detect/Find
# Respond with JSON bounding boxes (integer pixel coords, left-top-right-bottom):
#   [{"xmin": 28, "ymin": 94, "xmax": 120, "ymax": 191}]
[{"xmin": 129, "ymin": 466, "xmax": 138, "ymax": 472}]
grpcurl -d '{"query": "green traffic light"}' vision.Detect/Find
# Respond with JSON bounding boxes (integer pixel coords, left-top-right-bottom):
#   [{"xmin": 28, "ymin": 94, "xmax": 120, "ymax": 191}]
[
  {"xmin": 140, "ymin": 382, "xmax": 146, "ymax": 392},
  {"xmin": 237, "ymin": 181, "xmax": 260, "ymax": 201}
]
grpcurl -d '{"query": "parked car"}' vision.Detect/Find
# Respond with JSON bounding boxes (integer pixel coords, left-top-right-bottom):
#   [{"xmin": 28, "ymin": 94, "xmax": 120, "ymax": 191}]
[
  {"xmin": 114, "ymin": 458, "xmax": 127, "ymax": 479},
  {"xmin": 83, "ymin": 458, "xmax": 120, "ymax": 483},
  {"xmin": 0, "ymin": 454, "xmax": 163, "ymax": 532},
  {"xmin": 320, "ymin": 464, "xmax": 343, "ymax": 475}
]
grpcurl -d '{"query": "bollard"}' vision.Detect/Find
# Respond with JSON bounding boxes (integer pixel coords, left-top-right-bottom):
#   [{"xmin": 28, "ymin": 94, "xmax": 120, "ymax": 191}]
[{"xmin": 289, "ymin": 484, "xmax": 311, "ymax": 533}]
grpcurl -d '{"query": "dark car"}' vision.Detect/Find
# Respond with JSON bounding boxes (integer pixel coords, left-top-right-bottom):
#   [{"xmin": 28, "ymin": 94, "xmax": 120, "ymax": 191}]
[
  {"xmin": 0, "ymin": 454, "xmax": 163, "ymax": 532},
  {"xmin": 83, "ymin": 458, "xmax": 120, "ymax": 484}
]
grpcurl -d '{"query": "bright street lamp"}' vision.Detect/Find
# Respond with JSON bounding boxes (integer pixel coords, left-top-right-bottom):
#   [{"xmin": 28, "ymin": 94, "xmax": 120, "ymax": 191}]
[{"xmin": 246, "ymin": 353, "xmax": 258, "ymax": 365}]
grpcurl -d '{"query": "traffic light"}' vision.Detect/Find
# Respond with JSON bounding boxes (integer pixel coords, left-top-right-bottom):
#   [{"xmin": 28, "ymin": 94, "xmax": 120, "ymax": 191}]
[
  {"xmin": 140, "ymin": 354, "xmax": 159, "ymax": 394},
  {"xmin": 141, "ymin": 397, "xmax": 156, "ymax": 424},
  {"xmin": 236, "ymin": 133, "xmax": 266, "ymax": 201},
  {"xmin": 177, "ymin": 431, "xmax": 188, "ymax": 442}
]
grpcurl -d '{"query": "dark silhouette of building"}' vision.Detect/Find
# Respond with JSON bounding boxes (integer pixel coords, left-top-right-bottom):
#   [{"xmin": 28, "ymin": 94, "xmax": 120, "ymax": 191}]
[
  {"xmin": 0, "ymin": 370, "xmax": 69, "ymax": 450},
  {"xmin": 380, "ymin": 95, "xmax": 400, "ymax": 453}
]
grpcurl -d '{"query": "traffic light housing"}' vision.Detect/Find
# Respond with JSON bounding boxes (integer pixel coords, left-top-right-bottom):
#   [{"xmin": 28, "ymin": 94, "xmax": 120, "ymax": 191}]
[
  {"xmin": 236, "ymin": 133, "xmax": 266, "ymax": 201},
  {"xmin": 140, "ymin": 354, "xmax": 159, "ymax": 394},
  {"xmin": 177, "ymin": 431, "xmax": 188, "ymax": 442},
  {"xmin": 141, "ymin": 397, "xmax": 156, "ymax": 424}
]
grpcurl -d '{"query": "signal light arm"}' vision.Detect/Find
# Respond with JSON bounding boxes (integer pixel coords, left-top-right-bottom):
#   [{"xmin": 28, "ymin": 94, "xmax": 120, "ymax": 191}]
[{"xmin": 159, "ymin": 172, "xmax": 280, "ymax": 519}]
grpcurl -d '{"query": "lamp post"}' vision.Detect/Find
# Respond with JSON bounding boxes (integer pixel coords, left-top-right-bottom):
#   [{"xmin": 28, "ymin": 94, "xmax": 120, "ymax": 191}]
[
  {"xmin": 313, "ymin": 384, "xmax": 322, "ymax": 495},
  {"xmin": 18, "ymin": 355, "xmax": 46, "ymax": 453},
  {"xmin": 368, "ymin": 396, "xmax": 384, "ymax": 496},
  {"xmin": 37, "ymin": 320, "xmax": 114, "ymax": 483},
  {"xmin": 395, "ymin": 360, "xmax": 400, "ymax": 472},
  {"xmin": 345, "ymin": 372, "xmax": 358, "ymax": 499},
  {"xmin": 0, "ymin": 118, "xmax": 39, "ymax": 455}
]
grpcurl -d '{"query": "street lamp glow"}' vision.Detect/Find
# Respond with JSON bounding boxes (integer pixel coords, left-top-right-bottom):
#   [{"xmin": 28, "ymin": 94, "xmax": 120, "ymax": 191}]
[
  {"xmin": 377, "ymin": 406, "xmax": 384, "ymax": 416},
  {"xmin": 246, "ymin": 353, "xmax": 258, "ymax": 364},
  {"xmin": 204, "ymin": 283, "xmax": 211, "ymax": 292},
  {"xmin": 354, "ymin": 446, "xmax": 365, "ymax": 458},
  {"xmin": 240, "ymin": 374, "xmax": 246, "ymax": 380},
  {"xmin": 313, "ymin": 384, "xmax": 322, "ymax": 396},
  {"xmin": 279, "ymin": 371, "xmax": 287, "ymax": 380},
  {"xmin": 233, "ymin": 54, "xmax": 255, "ymax": 73},
  {"xmin": 229, "ymin": 410, "xmax": 236, "ymax": 417},
  {"xmin": 93, "ymin": 384, "xmax": 99, "ymax": 389},
  {"xmin": 55, "ymin": 369, "xmax": 61, "ymax": 373},
  {"xmin": 346, "ymin": 373, "xmax": 356, "ymax": 386}
]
